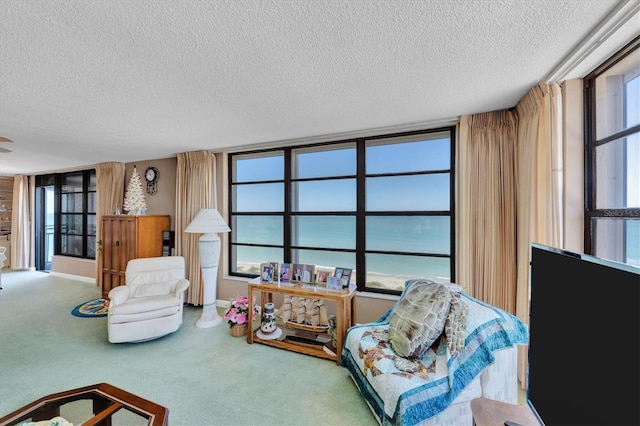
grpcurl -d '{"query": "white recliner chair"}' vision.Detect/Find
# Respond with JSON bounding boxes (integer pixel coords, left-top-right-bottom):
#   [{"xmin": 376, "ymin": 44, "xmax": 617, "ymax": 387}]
[{"xmin": 107, "ymin": 256, "xmax": 190, "ymax": 343}]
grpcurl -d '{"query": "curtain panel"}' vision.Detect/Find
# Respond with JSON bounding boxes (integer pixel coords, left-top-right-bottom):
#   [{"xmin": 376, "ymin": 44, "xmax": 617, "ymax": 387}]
[
  {"xmin": 10, "ymin": 175, "xmax": 30, "ymax": 269},
  {"xmin": 458, "ymin": 82, "xmax": 563, "ymax": 390},
  {"xmin": 175, "ymin": 150, "xmax": 216, "ymax": 306},
  {"xmin": 514, "ymin": 82, "xmax": 563, "ymax": 388},
  {"xmin": 95, "ymin": 162, "xmax": 126, "ymax": 290},
  {"xmin": 457, "ymin": 110, "xmax": 519, "ymax": 312}
]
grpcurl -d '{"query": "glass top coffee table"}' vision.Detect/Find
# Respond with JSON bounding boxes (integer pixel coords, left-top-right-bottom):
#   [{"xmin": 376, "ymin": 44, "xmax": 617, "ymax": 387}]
[{"xmin": 0, "ymin": 383, "xmax": 168, "ymax": 426}]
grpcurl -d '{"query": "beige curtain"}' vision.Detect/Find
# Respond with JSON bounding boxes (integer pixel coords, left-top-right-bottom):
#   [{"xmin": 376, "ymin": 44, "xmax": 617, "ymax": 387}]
[
  {"xmin": 514, "ymin": 82, "xmax": 563, "ymax": 387},
  {"xmin": 458, "ymin": 82, "xmax": 563, "ymax": 389},
  {"xmin": 95, "ymin": 162, "xmax": 126, "ymax": 290},
  {"xmin": 175, "ymin": 150, "xmax": 216, "ymax": 306},
  {"xmin": 457, "ymin": 110, "xmax": 519, "ymax": 311},
  {"xmin": 10, "ymin": 175, "xmax": 30, "ymax": 269}
]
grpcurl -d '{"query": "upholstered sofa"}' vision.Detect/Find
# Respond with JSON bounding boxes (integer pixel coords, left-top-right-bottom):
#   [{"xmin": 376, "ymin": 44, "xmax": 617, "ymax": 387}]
[
  {"xmin": 340, "ymin": 279, "xmax": 528, "ymax": 425},
  {"xmin": 107, "ymin": 256, "xmax": 190, "ymax": 343}
]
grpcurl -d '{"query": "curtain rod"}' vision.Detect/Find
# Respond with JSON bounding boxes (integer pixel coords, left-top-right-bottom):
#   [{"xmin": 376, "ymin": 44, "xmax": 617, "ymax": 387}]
[{"xmin": 544, "ymin": 0, "xmax": 640, "ymax": 83}]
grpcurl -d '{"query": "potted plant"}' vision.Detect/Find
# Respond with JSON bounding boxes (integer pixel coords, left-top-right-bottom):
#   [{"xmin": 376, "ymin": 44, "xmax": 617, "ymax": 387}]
[{"xmin": 224, "ymin": 295, "xmax": 259, "ymax": 337}]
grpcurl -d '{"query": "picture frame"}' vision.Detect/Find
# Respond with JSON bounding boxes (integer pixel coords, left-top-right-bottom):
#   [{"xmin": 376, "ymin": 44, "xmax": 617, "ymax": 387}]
[
  {"xmin": 315, "ymin": 269, "xmax": 331, "ymax": 286},
  {"xmin": 269, "ymin": 261, "xmax": 279, "ymax": 277},
  {"xmin": 260, "ymin": 263, "xmax": 275, "ymax": 283},
  {"xmin": 327, "ymin": 276, "xmax": 342, "ymax": 291},
  {"xmin": 335, "ymin": 267, "xmax": 352, "ymax": 289},
  {"xmin": 291, "ymin": 263, "xmax": 315, "ymax": 284},
  {"xmin": 279, "ymin": 263, "xmax": 291, "ymax": 283}
]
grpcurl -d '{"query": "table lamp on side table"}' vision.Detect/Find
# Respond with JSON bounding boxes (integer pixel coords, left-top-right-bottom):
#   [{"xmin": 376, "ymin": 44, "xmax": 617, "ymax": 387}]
[{"xmin": 185, "ymin": 208, "xmax": 231, "ymax": 328}]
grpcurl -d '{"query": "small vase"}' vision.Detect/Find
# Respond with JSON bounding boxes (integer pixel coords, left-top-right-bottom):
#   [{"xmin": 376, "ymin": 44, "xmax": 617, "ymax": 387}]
[
  {"xmin": 230, "ymin": 323, "xmax": 248, "ymax": 337},
  {"xmin": 260, "ymin": 302, "xmax": 277, "ymax": 334}
]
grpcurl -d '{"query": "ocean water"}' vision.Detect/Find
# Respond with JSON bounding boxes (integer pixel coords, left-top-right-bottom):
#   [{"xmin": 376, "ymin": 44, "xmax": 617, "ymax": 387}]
[
  {"xmin": 236, "ymin": 216, "xmax": 452, "ymax": 280},
  {"xmin": 626, "ymin": 220, "xmax": 640, "ymax": 266}
]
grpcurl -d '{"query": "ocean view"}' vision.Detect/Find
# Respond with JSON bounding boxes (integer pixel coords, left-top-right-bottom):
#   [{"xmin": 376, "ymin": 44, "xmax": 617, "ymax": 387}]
[
  {"xmin": 236, "ymin": 215, "xmax": 451, "ymax": 290},
  {"xmin": 236, "ymin": 216, "xmax": 640, "ymax": 287}
]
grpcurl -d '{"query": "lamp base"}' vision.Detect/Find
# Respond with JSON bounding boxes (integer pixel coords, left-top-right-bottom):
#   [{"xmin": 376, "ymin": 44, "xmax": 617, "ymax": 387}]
[{"xmin": 196, "ymin": 304, "xmax": 223, "ymax": 328}]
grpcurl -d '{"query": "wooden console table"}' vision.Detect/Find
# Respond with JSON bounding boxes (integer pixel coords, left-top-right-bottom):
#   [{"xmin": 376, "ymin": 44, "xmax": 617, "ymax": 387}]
[
  {"xmin": 248, "ymin": 280, "xmax": 357, "ymax": 365},
  {"xmin": 0, "ymin": 383, "xmax": 168, "ymax": 426}
]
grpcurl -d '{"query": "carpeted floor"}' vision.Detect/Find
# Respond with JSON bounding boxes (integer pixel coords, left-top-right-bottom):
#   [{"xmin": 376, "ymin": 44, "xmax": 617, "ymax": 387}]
[{"xmin": 0, "ymin": 270, "xmax": 376, "ymax": 425}]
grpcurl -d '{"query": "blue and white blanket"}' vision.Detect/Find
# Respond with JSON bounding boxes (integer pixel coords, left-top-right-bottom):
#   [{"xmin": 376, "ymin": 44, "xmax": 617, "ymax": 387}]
[{"xmin": 340, "ymin": 293, "xmax": 528, "ymax": 426}]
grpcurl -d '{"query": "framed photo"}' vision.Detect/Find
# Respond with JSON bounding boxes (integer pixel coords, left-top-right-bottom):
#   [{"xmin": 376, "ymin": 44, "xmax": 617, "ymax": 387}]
[
  {"xmin": 335, "ymin": 267, "xmax": 352, "ymax": 289},
  {"xmin": 291, "ymin": 263, "xmax": 315, "ymax": 284},
  {"xmin": 279, "ymin": 263, "xmax": 291, "ymax": 283},
  {"xmin": 269, "ymin": 262, "xmax": 279, "ymax": 277},
  {"xmin": 327, "ymin": 276, "xmax": 342, "ymax": 291},
  {"xmin": 315, "ymin": 269, "xmax": 331, "ymax": 286},
  {"xmin": 260, "ymin": 263, "xmax": 274, "ymax": 283}
]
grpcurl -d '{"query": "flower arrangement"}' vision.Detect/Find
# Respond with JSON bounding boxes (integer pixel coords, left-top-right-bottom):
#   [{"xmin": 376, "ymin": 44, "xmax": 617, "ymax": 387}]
[{"xmin": 224, "ymin": 295, "xmax": 259, "ymax": 327}]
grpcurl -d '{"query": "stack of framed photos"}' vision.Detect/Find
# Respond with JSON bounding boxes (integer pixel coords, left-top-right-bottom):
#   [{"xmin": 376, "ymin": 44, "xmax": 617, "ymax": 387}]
[{"xmin": 259, "ymin": 262, "xmax": 353, "ymax": 291}]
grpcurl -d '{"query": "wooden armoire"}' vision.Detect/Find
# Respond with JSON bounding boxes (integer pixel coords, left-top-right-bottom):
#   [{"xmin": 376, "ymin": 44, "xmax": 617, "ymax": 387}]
[{"xmin": 101, "ymin": 214, "xmax": 170, "ymax": 298}]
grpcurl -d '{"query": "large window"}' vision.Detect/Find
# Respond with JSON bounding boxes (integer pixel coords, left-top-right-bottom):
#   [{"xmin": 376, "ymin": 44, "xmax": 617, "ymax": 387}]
[
  {"xmin": 585, "ymin": 36, "xmax": 640, "ymax": 267},
  {"xmin": 229, "ymin": 128, "xmax": 454, "ymax": 295},
  {"xmin": 36, "ymin": 170, "xmax": 97, "ymax": 261}
]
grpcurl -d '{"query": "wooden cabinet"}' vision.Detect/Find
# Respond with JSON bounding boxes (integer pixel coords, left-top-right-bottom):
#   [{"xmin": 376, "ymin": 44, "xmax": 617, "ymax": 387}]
[{"xmin": 101, "ymin": 215, "xmax": 170, "ymax": 298}]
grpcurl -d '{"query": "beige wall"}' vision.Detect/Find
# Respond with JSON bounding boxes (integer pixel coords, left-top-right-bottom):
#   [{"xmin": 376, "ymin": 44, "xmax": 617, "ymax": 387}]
[
  {"xmin": 123, "ymin": 158, "xmax": 178, "ymax": 228},
  {"xmin": 562, "ymin": 79, "xmax": 585, "ymax": 253},
  {"xmin": 51, "ymin": 255, "xmax": 96, "ymax": 282}
]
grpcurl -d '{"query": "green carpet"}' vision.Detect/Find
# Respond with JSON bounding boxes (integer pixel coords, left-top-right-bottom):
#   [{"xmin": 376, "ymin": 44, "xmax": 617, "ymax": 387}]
[{"xmin": 0, "ymin": 270, "xmax": 375, "ymax": 425}]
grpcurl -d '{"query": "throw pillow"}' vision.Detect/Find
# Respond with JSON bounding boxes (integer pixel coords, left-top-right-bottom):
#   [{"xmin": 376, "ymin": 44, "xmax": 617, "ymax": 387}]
[
  {"xmin": 444, "ymin": 292, "xmax": 468, "ymax": 357},
  {"xmin": 388, "ymin": 280, "xmax": 452, "ymax": 358}
]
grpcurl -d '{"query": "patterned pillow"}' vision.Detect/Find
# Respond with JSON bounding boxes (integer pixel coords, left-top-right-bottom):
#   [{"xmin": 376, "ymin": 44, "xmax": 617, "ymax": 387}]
[
  {"xmin": 444, "ymin": 292, "xmax": 468, "ymax": 357},
  {"xmin": 388, "ymin": 280, "xmax": 452, "ymax": 358}
]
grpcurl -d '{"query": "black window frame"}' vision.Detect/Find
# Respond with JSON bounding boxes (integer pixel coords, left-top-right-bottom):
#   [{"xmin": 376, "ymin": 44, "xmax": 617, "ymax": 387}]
[
  {"xmin": 228, "ymin": 126, "xmax": 455, "ymax": 296},
  {"xmin": 584, "ymin": 35, "xmax": 640, "ymax": 261},
  {"xmin": 37, "ymin": 169, "xmax": 97, "ymax": 260}
]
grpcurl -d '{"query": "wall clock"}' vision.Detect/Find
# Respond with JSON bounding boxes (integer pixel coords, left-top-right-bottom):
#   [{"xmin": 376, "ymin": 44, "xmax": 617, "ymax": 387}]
[{"xmin": 145, "ymin": 166, "xmax": 159, "ymax": 195}]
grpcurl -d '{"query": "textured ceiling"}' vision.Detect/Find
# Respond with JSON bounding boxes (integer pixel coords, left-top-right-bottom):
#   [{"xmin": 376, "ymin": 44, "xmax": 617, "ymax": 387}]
[{"xmin": 0, "ymin": 0, "xmax": 638, "ymax": 176}]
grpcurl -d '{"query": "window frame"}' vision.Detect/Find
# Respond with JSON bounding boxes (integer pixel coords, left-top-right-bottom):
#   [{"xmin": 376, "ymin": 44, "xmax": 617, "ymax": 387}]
[
  {"xmin": 584, "ymin": 35, "xmax": 640, "ymax": 262},
  {"xmin": 228, "ymin": 127, "xmax": 455, "ymax": 295},
  {"xmin": 37, "ymin": 169, "xmax": 97, "ymax": 260}
]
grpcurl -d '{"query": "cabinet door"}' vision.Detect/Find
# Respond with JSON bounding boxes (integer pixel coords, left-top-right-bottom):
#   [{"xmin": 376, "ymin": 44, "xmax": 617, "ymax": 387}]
[
  {"xmin": 101, "ymin": 217, "xmax": 117, "ymax": 295},
  {"xmin": 102, "ymin": 216, "xmax": 135, "ymax": 295},
  {"xmin": 135, "ymin": 216, "xmax": 170, "ymax": 258}
]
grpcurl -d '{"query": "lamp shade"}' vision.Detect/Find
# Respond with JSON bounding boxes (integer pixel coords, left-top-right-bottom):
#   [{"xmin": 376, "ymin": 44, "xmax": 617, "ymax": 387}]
[{"xmin": 184, "ymin": 209, "xmax": 230, "ymax": 234}]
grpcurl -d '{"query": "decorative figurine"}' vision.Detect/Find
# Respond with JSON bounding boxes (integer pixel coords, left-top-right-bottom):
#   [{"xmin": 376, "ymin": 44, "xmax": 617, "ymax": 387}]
[{"xmin": 260, "ymin": 302, "xmax": 277, "ymax": 334}]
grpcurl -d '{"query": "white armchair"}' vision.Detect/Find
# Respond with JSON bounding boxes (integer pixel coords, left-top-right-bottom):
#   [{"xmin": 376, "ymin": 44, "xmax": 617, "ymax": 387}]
[{"xmin": 107, "ymin": 256, "xmax": 190, "ymax": 343}]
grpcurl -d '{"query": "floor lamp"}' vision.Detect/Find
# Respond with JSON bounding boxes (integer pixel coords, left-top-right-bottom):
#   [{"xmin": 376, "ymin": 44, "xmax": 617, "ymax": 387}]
[{"xmin": 185, "ymin": 209, "xmax": 231, "ymax": 328}]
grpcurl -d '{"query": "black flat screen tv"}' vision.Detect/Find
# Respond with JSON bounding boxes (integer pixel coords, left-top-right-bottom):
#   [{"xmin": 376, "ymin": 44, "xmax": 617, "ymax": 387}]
[{"xmin": 528, "ymin": 243, "xmax": 640, "ymax": 426}]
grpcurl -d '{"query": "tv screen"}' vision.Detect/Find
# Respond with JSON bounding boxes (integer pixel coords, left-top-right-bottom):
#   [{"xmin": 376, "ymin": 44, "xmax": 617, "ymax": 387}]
[
  {"xmin": 528, "ymin": 243, "xmax": 640, "ymax": 426},
  {"xmin": 527, "ymin": 243, "xmax": 640, "ymax": 425}
]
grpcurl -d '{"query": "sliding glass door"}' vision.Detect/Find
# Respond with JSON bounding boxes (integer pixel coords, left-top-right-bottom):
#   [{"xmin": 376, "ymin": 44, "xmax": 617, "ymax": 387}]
[{"xmin": 35, "ymin": 177, "xmax": 55, "ymax": 271}]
